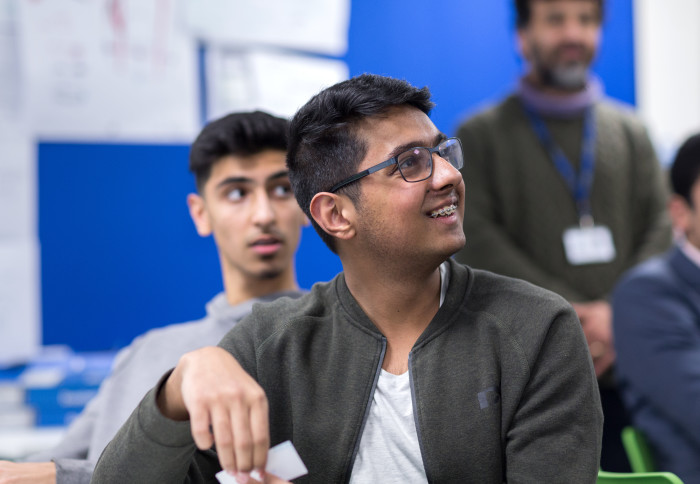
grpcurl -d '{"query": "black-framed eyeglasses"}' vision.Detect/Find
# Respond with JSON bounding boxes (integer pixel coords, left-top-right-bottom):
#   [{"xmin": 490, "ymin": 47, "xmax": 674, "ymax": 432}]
[{"xmin": 329, "ymin": 137, "xmax": 464, "ymax": 193}]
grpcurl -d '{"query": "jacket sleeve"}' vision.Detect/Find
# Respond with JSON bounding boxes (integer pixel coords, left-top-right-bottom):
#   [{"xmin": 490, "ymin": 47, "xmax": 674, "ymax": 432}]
[
  {"xmin": 454, "ymin": 117, "xmax": 588, "ymax": 301},
  {"xmin": 91, "ymin": 372, "xmax": 220, "ymax": 483},
  {"xmin": 22, "ymin": 399, "xmax": 95, "ymax": 484},
  {"xmin": 613, "ymin": 270, "xmax": 700, "ymax": 448},
  {"xmin": 91, "ymin": 318, "xmax": 261, "ymax": 484},
  {"xmin": 505, "ymin": 306, "xmax": 603, "ymax": 483}
]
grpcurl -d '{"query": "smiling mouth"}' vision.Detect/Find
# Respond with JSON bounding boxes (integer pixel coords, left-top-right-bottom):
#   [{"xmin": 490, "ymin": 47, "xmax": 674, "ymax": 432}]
[{"xmin": 429, "ymin": 204, "xmax": 457, "ymax": 218}]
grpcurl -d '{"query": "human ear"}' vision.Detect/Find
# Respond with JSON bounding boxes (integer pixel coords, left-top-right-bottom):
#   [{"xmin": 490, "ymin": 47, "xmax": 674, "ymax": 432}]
[
  {"xmin": 668, "ymin": 195, "xmax": 691, "ymax": 236},
  {"xmin": 516, "ymin": 29, "xmax": 530, "ymax": 60},
  {"xmin": 187, "ymin": 193, "xmax": 212, "ymax": 237},
  {"xmin": 309, "ymin": 192, "xmax": 355, "ymax": 242}
]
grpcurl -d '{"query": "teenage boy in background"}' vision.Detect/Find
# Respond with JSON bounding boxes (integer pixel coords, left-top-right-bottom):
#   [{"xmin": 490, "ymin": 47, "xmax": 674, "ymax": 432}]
[{"xmin": 0, "ymin": 111, "xmax": 307, "ymax": 484}]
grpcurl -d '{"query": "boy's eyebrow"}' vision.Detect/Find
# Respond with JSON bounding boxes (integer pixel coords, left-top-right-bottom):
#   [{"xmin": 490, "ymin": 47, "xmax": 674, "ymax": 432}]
[
  {"xmin": 266, "ymin": 170, "xmax": 290, "ymax": 183},
  {"xmin": 214, "ymin": 170, "xmax": 290, "ymax": 190},
  {"xmin": 215, "ymin": 176, "xmax": 253, "ymax": 189},
  {"xmin": 386, "ymin": 132, "xmax": 447, "ymax": 160}
]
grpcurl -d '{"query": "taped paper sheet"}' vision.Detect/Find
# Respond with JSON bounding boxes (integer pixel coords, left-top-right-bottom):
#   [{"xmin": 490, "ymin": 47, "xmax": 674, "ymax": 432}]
[
  {"xmin": 18, "ymin": 0, "xmax": 198, "ymax": 141},
  {"xmin": 0, "ymin": 238, "xmax": 41, "ymax": 368},
  {"xmin": 206, "ymin": 48, "xmax": 348, "ymax": 121},
  {"xmin": 181, "ymin": 0, "xmax": 350, "ymax": 56}
]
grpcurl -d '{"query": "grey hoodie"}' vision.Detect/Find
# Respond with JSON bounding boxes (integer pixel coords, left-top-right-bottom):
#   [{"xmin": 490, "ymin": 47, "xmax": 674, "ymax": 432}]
[{"xmin": 24, "ymin": 291, "xmax": 302, "ymax": 484}]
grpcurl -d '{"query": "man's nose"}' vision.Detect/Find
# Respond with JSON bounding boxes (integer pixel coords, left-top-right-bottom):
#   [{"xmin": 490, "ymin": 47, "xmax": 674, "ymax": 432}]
[
  {"xmin": 430, "ymin": 154, "xmax": 463, "ymax": 191},
  {"xmin": 562, "ymin": 17, "xmax": 588, "ymax": 41},
  {"xmin": 251, "ymin": 192, "xmax": 276, "ymax": 227}
]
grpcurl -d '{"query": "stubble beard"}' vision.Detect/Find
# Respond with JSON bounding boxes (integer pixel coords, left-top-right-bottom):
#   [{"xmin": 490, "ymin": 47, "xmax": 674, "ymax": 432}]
[
  {"xmin": 532, "ymin": 44, "xmax": 592, "ymax": 92},
  {"xmin": 541, "ymin": 63, "xmax": 589, "ymax": 91},
  {"xmin": 254, "ymin": 255, "xmax": 286, "ymax": 281}
]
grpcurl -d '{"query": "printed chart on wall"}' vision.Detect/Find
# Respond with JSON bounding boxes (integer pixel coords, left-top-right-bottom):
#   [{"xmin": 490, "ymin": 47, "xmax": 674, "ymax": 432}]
[
  {"xmin": 18, "ymin": 0, "xmax": 199, "ymax": 141},
  {"xmin": 0, "ymin": 0, "xmax": 40, "ymax": 367}
]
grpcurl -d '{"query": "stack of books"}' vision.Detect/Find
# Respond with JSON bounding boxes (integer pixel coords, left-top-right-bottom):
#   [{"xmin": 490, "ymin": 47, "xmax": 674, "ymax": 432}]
[{"xmin": 0, "ymin": 345, "xmax": 117, "ymax": 428}]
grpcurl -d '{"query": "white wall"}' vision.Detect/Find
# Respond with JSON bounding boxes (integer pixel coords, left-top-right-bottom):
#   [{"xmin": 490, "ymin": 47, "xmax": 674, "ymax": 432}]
[{"xmin": 634, "ymin": 0, "xmax": 700, "ymax": 165}]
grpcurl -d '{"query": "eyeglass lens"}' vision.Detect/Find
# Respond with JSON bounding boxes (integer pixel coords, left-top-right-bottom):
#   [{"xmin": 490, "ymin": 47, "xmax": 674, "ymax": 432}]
[{"xmin": 396, "ymin": 138, "xmax": 463, "ymax": 182}]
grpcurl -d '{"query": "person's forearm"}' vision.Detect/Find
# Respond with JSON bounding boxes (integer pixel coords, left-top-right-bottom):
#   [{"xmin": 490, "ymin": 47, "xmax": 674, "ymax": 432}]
[{"xmin": 0, "ymin": 461, "xmax": 56, "ymax": 484}]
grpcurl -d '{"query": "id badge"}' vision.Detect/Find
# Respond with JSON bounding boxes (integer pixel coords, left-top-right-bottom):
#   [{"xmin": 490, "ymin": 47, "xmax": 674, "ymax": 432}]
[{"xmin": 562, "ymin": 225, "xmax": 616, "ymax": 265}]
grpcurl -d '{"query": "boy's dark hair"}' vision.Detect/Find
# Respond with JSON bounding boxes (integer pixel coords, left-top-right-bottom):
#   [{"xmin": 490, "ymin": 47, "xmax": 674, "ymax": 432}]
[
  {"xmin": 189, "ymin": 111, "xmax": 289, "ymax": 192},
  {"xmin": 515, "ymin": 0, "xmax": 604, "ymax": 29},
  {"xmin": 671, "ymin": 133, "xmax": 700, "ymax": 206},
  {"xmin": 287, "ymin": 73, "xmax": 435, "ymax": 254}
]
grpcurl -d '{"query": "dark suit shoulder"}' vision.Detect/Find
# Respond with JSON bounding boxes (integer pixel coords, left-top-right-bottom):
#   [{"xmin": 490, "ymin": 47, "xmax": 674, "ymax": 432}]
[{"xmin": 614, "ymin": 252, "xmax": 675, "ymax": 297}]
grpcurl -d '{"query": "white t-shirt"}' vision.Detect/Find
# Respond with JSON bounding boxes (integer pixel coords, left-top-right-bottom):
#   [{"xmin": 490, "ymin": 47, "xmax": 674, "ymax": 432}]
[{"xmin": 349, "ymin": 262, "xmax": 450, "ymax": 482}]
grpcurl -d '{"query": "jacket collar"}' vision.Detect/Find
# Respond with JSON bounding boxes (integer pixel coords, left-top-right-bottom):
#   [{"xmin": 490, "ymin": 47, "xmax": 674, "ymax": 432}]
[
  {"xmin": 334, "ymin": 258, "xmax": 472, "ymax": 344},
  {"xmin": 670, "ymin": 246, "xmax": 700, "ymax": 291}
]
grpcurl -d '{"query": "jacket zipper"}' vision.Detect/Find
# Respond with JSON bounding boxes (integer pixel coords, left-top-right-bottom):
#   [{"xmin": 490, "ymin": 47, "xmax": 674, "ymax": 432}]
[
  {"xmin": 408, "ymin": 351, "xmax": 431, "ymax": 482},
  {"xmin": 344, "ymin": 336, "xmax": 387, "ymax": 483}
]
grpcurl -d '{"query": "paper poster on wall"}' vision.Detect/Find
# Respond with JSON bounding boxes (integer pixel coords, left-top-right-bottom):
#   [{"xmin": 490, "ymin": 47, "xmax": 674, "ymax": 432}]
[
  {"xmin": 18, "ymin": 0, "xmax": 198, "ymax": 141},
  {"xmin": 180, "ymin": 0, "xmax": 350, "ymax": 56},
  {"xmin": 0, "ymin": 0, "xmax": 22, "ymax": 125},
  {"xmin": 0, "ymin": 129, "xmax": 35, "ymax": 239},
  {"xmin": 0, "ymin": 238, "xmax": 40, "ymax": 368},
  {"xmin": 206, "ymin": 48, "xmax": 349, "ymax": 121},
  {"xmin": 634, "ymin": 0, "xmax": 700, "ymax": 166}
]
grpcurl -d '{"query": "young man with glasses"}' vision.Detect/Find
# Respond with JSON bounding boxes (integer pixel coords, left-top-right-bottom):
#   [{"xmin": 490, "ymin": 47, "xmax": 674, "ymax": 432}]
[{"xmin": 93, "ymin": 74, "xmax": 602, "ymax": 483}]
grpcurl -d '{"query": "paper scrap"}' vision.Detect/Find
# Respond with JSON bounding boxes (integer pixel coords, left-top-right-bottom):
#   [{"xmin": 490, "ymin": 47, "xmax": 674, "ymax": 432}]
[{"xmin": 216, "ymin": 440, "xmax": 308, "ymax": 483}]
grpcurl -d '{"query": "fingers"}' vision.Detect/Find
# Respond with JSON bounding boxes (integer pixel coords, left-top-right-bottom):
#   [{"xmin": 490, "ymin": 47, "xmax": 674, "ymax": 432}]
[
  {"xmin": 229, "ymin": 385, "xmax": 269, "ymax": 473},
  {"xmin": 249, "ymin": 389, "xmax": 270, "ymax": 471},
  {"xmin": 230, "ymin": 392, "xmax": 254, "ymax": 472},
  {"xmin": 211, "ymin": 403, "xmax": 236, "ymax": 472},
  {"xmin": 264, "ymin": 473, "xmax": 292, "ymax": 484},
  {"xmin": 177, "ymin": 347, "xmax": 270, "ymax": 475},
  {"xmin": 246, "ymin": 471, "xmax": 293, "ymax": 484},
  {"xmin": 188, "ymin": 391, "xmax": 215, "ymax": 450}
]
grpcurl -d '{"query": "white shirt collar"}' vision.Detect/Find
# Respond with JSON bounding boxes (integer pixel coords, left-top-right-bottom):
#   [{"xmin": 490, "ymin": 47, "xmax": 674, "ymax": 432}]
[{"xmin": 678, "ymin": 237, "xmax": 700, "ymax": 269}]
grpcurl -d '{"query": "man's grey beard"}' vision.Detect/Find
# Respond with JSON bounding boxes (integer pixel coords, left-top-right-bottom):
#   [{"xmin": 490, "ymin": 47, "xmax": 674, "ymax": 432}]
[{"xmin": 542, "ymin": 63, "xmax": 589, "ymax": 91}]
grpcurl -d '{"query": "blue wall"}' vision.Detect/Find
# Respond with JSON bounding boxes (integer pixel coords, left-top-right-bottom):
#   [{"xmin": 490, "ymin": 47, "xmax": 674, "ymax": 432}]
[{"xmin": 39, "ymin": 0, "xmax": 635, "ymax": 351}]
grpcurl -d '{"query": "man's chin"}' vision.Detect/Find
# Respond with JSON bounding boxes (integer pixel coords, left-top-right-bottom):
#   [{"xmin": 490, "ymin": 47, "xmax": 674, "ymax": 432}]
[
  {"xmin": 548, "ymin": 65, "xmax": 589, "ymax": 91},
  {"xmin": 257, "ymin": 268, "xmax": 285, "ymax": 280}
]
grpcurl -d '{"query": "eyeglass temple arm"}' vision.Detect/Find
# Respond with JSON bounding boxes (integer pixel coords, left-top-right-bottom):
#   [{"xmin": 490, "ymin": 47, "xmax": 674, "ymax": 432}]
[{"xmin": 329, "ymin": 158, "xmax": 396, "ymax": 193}]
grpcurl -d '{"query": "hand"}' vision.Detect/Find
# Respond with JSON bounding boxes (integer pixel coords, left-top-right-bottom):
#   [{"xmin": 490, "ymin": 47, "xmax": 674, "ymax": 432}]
[
  {"xmin": 157, "ymin": 346, "xmax": 270, "ymax": 476},
  {"xmin": 571, "ymin": 300, "xmax": 616, "ymax": 377},
  {"xmin": 0, "ymin": 461, "xmax": 56, "ymax": 484}
]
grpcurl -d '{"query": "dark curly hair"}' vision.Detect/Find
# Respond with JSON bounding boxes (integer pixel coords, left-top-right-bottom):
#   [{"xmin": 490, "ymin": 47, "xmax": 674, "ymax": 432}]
[
  {"xmin": 287, "ymin": 74, "xmax": 434, "ymax": 253},
  {"xmin": 189, "ymin": 111, "xmax": 288, "ymax": 192}
]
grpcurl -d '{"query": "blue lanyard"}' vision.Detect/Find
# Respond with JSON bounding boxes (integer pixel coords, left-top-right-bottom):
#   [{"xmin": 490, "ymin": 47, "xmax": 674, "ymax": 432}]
[{"xmin": 523, "ymin": 104, "xmax": 596, "ymax": 225}]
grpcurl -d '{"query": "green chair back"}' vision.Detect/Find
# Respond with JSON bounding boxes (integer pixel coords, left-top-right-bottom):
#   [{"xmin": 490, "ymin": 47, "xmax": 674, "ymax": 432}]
[
  {"xmin": 622, "ymin": 426, "xmax": 656, "ymax": 473},
  {"xmin": 597, "ymin": 470, "xmax": 684, "ymax": 483}
]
